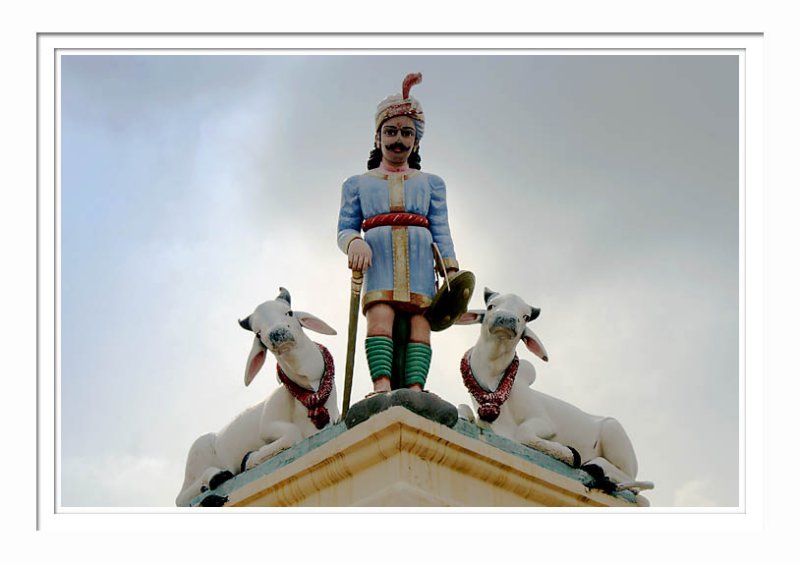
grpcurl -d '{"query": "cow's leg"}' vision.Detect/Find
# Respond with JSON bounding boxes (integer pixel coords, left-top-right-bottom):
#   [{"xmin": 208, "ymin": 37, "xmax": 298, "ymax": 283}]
[
  {"xmin": 176, "ymin": 433, "xmax": 224, "ymax": 506},
  {"xmin": 595, "ymin": 417, "xmax": 638, "ymax": 480},
  {"xmin": 582, "ymin": 456, "xmax": 632, "ymax": 489},
  {"xmin": 457, "ymin": 404, "xmax": 475, "ymax": 422},
  {"xmin": 583, "ymin": 457, "xmax": 654, "ymax": 493},
  {"xmin": 244, "ymin": 423, "xmax": 303, "ymax": 471},
  {"xmin": 516, "ymin": 418, "xmax": 579, "ymax": 466},
  {"xmin": 578, "ymin": 418, "xmax": 641, "ymax": 492}
]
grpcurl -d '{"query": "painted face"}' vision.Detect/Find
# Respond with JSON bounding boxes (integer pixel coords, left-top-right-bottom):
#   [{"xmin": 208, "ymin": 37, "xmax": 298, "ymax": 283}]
[
  {"xmin": 377, "ymin": 115, "xmax": 417, "ymax": 167},
  {"xmin": 483, "ymin": 291, "xmax": 540, "ymax": 341}
]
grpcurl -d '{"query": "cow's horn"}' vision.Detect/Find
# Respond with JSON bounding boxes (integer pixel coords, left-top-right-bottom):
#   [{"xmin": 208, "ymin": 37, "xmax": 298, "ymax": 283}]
[{"xmin": 277, "ymin": 287, "xmax": 291, "ymax": 306}]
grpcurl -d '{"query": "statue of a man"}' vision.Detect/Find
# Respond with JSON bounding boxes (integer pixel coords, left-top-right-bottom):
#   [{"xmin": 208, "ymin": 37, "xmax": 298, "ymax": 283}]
[{"xmin": 337, "ymin": 73, "xmax": 464, "ymax": 395}]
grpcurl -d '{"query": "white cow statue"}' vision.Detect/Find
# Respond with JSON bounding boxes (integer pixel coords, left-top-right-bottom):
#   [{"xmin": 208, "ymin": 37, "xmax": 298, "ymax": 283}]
[
  {"xmin": 176, "ymin": 288, "xmax": 338, "ymax": 507},
  {"xmin": 456, "ymin": 288, "xmax": 653, "ymax": 495}
]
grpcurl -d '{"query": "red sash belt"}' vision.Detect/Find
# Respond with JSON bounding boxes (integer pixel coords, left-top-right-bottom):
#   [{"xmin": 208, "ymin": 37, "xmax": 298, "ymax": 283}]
[{"xmin": 362, "ymin": 212, "xmax": 430, "ymax": 231}]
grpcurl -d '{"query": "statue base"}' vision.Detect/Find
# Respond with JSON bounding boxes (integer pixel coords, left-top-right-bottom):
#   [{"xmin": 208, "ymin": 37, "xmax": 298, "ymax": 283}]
[{"xmin": 188, "ymin": 404, "xmax": 649, "ymax": 507}]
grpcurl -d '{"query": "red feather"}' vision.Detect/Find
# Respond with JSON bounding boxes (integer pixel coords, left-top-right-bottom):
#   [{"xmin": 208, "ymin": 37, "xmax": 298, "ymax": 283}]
[{"xmin": 402, "ymin": 73, "xmax": 423, "ymax": 99}]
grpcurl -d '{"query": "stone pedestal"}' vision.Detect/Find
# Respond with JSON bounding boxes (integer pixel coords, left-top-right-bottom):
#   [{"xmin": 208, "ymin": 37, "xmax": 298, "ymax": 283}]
[{"xmin": 191, "ymin": 405, "xmax": 647, "ymax": 507}]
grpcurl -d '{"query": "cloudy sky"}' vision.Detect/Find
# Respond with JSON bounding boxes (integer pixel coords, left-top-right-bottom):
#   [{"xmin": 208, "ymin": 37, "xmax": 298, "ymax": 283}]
[{"xmin": 59, "ymin": 53, "xmax": 739, "ymax": 508}]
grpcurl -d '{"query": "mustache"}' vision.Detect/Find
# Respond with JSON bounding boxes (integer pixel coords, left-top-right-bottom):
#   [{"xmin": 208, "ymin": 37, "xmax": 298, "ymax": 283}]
[{"xmin": 385, "ymin": 141, "xmax": 411, "ymax": 152}]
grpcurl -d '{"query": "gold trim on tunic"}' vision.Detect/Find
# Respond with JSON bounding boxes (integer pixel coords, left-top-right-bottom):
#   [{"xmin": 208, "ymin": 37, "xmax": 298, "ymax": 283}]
[
  {"xmin": 361, "ymin": 170, "xmax": 425, "ymax": 313},
  {"xmin": 391, "ymin": 174, "xmax": 409, "ymax": 302},
  {"xmin": 388, "ymin": 174, "xmax": 405, "ymax": 212},
  {"xmin": 392, "ymin": 226, "xmax": 410, "ymax": 302},
  {"xmin": 362, "ymin": 290, "xmax": 432, "ymax": 314}
]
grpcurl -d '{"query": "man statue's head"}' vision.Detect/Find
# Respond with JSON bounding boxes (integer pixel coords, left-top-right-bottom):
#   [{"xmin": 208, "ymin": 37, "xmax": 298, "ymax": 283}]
[{"xmin": 368, "ymin": 73, "xmax": 425, "ymax": 170}]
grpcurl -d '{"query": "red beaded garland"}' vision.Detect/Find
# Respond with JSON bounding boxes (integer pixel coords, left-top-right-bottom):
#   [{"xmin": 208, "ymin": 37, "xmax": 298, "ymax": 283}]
[
  {"xmin": 460, "ymin": 349, "xmax": 519, "ymax": 423},
  {"xmin": 277, "ymin": 343, "xmax": 335, "ymax": 429}
]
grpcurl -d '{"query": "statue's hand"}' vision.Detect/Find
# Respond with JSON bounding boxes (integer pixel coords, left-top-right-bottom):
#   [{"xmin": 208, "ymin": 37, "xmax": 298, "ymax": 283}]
[{"xmin": 348, "ymin": 238, "xmax": 373, "ymax": 272}]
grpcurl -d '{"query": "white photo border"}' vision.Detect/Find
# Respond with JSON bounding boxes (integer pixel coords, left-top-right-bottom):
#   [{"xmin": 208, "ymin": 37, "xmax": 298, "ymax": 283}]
[{"xmin": 37, "ymin": 33, "xmax": 763, "ymax": 535}]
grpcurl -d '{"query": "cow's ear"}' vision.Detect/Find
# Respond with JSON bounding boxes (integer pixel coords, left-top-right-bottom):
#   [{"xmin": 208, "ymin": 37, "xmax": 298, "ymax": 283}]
[
  {"xmin": 521, "ymin": 327, "xmax": 548, "ymax": 362},
  {"xmin": 456, "ymin": 310, "xmax": 485, "ymax": 325},
  {"xmin": 484, "ymin": 287, "xmax": 499, "ymax": 306},
  {"xmin": 244, "ymin": 337, "xmax": 268, "ymax": 386},
  {"xmin": 295, "ymin": 311, "xmax": 337, "ymax": 335}
]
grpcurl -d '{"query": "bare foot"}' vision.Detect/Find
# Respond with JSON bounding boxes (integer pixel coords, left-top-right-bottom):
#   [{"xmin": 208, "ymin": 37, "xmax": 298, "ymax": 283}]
[{"xmin": 366, "ymin": 376, "xmax": 391, "ymax": 397}]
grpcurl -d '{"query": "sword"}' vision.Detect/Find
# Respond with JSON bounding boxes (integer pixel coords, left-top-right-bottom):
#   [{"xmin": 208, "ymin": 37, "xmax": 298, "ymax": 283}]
[{"xmin": 341, "ymin": 269, "xmax": 363, "ymax": 419}]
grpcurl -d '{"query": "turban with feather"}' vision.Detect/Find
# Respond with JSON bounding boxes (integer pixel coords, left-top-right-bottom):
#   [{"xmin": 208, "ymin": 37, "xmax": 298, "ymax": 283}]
[{"xmin": 374, "ymin": 73, "xmax": 426, "ymax": 141}]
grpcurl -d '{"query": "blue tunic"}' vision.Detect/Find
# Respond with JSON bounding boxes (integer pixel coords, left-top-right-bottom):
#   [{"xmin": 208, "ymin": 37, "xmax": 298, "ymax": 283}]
[{"xmin": 337, "ymin": 170, "xmax": 459, "ymax": 312}]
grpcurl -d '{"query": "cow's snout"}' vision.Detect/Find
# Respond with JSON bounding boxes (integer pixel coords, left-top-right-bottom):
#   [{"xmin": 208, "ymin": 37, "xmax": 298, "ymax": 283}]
[
  {"xmin": 489, "ymin": 313, "xmax": 519, "ymax": 338},
  {"xmin": 267, "ymin": 326, "xmax": 296, "ymax": 352}
]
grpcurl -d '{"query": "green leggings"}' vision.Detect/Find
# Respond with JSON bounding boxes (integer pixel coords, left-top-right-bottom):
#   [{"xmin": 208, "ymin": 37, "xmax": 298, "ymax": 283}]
[{"xmin": 365, "ymin": 336, "xmax": 432, "ymax": 388}]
